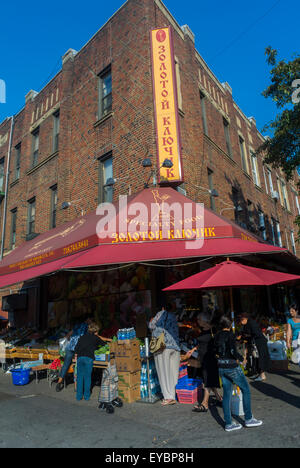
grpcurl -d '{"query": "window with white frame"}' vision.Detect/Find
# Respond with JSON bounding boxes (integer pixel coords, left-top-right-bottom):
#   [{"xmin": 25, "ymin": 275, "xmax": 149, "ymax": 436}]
[
  {"xmin": 267, "ymin": 168, "xmax": 274, "ymax": 193},
  {"xmin": 290, "ymin": 231, "xmax": 296, "ymax": 255},
  {"xmin": 294, "ymin": 192, "xmax": 300, "ymax": 215},
  {"xmin": 250, "ymin": 151, "xmax": 260, "ymax": 186}
]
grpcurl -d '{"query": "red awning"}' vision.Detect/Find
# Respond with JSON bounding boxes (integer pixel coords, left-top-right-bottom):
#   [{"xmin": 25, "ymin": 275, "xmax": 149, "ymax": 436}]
[
  {"xmin": 0, "ymin": 187, "xmax": 295, "ymax": 289},
  {"xmin": 61, "ymin": 237, "xmax": 287, "ymax": 270},
  {"xmin": 163, "ymin": 260, "xmax": 300, "ymax": 291},
  {"xmin": 0, "ymin": 251, "xmax": 86, "ymax": 289}
]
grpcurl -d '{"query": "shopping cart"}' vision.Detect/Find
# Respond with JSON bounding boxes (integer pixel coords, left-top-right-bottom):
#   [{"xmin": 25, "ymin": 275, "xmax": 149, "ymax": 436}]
[{"xmin": 98, "ymin": 359, "xmax": 123, "ymax": 414}]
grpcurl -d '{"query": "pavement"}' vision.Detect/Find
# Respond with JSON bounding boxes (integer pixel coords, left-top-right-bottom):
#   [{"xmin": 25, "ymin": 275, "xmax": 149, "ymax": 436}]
[{"xmin": 0, "ymin": 364, "xmax": 299, "ymax": 449}]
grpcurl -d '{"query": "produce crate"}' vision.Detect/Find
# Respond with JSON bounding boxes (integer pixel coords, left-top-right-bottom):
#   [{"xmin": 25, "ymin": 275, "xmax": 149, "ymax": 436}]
[
  {"xmin": 115, "ymin": 355, "xmax": 141, "ymax": 373},
  {"xmin": 118, "ymin": 371, "xmax": 141, "ymax": 388},
  {"xmin": 118, "ymin": 384, "xmax": 140, "ymax": 403},
  {"xmin": 110, "ymin": 340, "xmax": 140, "ymax": 358}
]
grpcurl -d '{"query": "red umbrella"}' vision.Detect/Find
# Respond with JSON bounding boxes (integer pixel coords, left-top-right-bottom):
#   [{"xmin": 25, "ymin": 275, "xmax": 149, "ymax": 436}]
[{"xmin": 163, "ymin": 260, "xmax": 300, "ymax": 330}]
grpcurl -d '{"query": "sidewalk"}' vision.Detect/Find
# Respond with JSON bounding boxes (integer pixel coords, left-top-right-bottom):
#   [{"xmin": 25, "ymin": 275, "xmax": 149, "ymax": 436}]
[{"xmin": 0, "ymin": 364, "xmax": 299, "ymax": 448}]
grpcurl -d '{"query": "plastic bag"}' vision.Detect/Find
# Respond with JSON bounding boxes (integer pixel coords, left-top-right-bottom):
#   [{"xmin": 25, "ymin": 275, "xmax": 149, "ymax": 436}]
[
  {"xmin": 231, "ymin": 387, "xmax": 244, "ymax": 416},
  {"xmin": 59, "ymin": 338, "xmax": 69, "ymax": 352},
  {"xmin": 291, "ymin": 348, "xmax": 300, "ymax": 365}
]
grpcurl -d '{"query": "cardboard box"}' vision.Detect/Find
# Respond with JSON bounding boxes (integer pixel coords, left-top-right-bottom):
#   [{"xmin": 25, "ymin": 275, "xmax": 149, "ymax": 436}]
[
  {"xmin": 118, "ymin": 371, "xmax": 141, "ymax": 388},
  {"xmin": 270, "ymin": 359, "xmax": 289, "ymax": 371},
  {"xmin": 115, "ymin": 355, "xmax": 141, "ymax": 373},
  {"xmin": 118, "ymin": 384, "xmax": 141, "ymax": 403},
  {"xmin": 110, "ymin": 340, "xmax": 140, "ymax": 359}
]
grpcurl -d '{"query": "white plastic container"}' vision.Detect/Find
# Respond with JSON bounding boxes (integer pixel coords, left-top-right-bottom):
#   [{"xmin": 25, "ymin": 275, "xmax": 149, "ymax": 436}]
[{"xmin": 267, "ymin": 340, "xmax": 287, "ymax": 360}]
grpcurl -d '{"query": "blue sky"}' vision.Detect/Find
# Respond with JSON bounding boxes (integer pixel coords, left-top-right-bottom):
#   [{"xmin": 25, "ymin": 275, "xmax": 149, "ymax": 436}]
[{"xmin": 0, "ymin": 0, "xmax": 299, "ymax": 133}]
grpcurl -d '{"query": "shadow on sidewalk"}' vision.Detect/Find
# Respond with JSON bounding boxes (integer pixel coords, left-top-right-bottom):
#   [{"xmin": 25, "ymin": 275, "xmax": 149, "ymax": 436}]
[{"xmin": 251, "ymin": 381, "xmax": 300, "ymax": 409}]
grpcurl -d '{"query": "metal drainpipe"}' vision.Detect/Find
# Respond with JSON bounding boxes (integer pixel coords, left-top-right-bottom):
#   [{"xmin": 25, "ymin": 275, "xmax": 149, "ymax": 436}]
[{"xmin": 0, "ymin": 115, "xmax": 14, "ymax": 260}]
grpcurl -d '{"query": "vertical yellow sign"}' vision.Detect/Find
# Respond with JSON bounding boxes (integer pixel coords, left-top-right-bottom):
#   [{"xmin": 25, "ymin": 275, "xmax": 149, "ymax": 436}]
[{"xmin": 151, "ymin": 27, "xmax": 183, "ymax": 184}]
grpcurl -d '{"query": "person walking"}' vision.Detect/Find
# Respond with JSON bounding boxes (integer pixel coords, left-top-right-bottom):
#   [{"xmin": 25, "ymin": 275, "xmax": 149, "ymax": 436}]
[
  {"xmin": 287, "ymin": 304, "xmax": 300, "ymax": 350},
  {"xmin": 183, "ymin": 312, "xmax": 222, "ymax": 412},
  {"xmin": 239, "ymin": 313, "xmax": 270, "ymax": 382},
  {"xmin": 74, "ymin": 322, "xmax": 106, "ymax": 402},
  {"xmin": 149, "ymin": 305, "xmax": 181, "ymax": 406},
  {"xmin": 214, "ymin": 316, "xmax": 263, "ymax": 432}
]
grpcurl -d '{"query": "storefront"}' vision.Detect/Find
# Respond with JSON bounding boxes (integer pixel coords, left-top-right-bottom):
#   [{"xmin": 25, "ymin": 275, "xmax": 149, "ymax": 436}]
[{"xmin": 0, "ymin": 187, "xmax": 299, "ymax": 334}]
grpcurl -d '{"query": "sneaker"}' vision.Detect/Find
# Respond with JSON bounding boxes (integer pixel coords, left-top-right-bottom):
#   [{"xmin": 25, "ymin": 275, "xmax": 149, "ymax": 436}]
[
  {"xmin": 245, "ymin": 418, "xmax": 263, "ymax": 428},
  {"xmin": 55, "ymin": 382, "xmax": 64, "ymax": 392},
  {"xmin": 225, "ymin": 423, "xmax": 242, "ymax": 432}
]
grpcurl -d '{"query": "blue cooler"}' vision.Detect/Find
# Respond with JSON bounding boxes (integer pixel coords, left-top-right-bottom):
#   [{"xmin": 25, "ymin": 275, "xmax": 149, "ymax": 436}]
[{"xmin": 11, "ymin": 368, "xmax": 31, "ymax": 386}]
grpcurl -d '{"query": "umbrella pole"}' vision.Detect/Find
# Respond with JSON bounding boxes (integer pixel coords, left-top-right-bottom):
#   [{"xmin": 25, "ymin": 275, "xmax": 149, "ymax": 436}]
[{"xmin": 230, "ymin": 287, "xmax": 235, "ymax": 334}]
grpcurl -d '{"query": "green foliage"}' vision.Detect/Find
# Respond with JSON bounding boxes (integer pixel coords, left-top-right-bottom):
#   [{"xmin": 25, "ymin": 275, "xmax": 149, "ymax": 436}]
[{"xmin": 257, "ymin": 47, "xmax": 300, "ymax": 180}]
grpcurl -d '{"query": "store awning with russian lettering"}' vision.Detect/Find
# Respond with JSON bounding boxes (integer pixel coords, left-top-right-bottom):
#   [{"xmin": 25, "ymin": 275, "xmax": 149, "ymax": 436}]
[{"xmin": 0, "ymin": 187, "xmax": 294, "ymax": 288}]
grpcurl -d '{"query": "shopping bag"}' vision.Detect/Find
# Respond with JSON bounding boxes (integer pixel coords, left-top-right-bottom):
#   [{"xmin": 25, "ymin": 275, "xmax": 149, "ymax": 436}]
[
  {"xmin": 99, "ymin": 364, "xmax": 119, "ymax": 403},
  {"xmin": 231, "ymin": 387, "xmax": 244, "ymax": 416}
]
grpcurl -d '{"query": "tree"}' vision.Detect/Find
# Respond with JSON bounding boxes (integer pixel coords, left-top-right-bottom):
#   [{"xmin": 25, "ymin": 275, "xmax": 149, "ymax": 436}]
[
  {"xmin": 259, "ymin": 47, "xmax": 300, "ymax": 241},
  {"xmin": 258, "ymin": 47, "xmax": 300, "ymax": 180}
]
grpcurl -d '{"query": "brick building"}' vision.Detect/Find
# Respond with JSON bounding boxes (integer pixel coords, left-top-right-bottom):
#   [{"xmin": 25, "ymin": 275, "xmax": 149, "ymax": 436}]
[{"xmin": 0, "ymin": 0, "xmax": 299, "ymax": 327}]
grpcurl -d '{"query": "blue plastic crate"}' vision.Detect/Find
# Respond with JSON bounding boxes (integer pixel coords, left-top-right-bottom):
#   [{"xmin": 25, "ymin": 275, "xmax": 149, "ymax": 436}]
[{"xmin": 176, "ymin": 378, "xmax": 202, "ymax": 390}]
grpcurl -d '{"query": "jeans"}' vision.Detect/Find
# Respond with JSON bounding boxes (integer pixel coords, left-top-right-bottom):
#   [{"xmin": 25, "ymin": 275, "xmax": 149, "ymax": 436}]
[
  {"xmin": 59, "ymin": 350, "xmax": 75, "ymax": 379},
  {"xmin": 219, "ymin": 366, "xmax": 252, "ymax": 426},
  {"xmin": 76, "ymin": 357, "xmax": 94, "ymax": 401}
]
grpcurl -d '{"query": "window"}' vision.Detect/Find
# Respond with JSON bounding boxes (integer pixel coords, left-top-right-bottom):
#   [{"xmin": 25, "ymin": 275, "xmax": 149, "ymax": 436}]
[
  {"xmin": 98, "ymin": 67, "xmax": 112, "ymax": 119},
  {"xmin": 200, "ymin": 92, "xmax": 208, "ymax": 136},
  {"xmin": 239, "ymin": 136, "xmax": 248, "ymax": 173},
  {"xmin": 0, "ymin": 158, "xmax": 4, "ymax": 192},
  {"xmin": 232, "ymin": 187, "xmax": 240, "ymax": 223},
  {"xmin": 294, "ymin": 192, "xmax": 300, "ymax": 215},
  {"xmin": 99, "ymin": 154, "xmax": 113, "ymax": 203},
  {"xmin": 207, "ymin": 168, "xmax": 215, "ymax": 211},
  {"xmin": 276, "ymin": 221, "xmax": 282, "ymax": 247},
  {"xmin": 279, "ymin": 179, "xmax": 290, "ymax": 210},
  {"xmin": 272, "ymin": 218, "xmax": 282, "ymax": 247},
  {"xmin": 53, "ymin": 112, "xmax": 60, "ymax": 153},
  {"xmin": 247, "ymin": 200, "xmax": 254, "ymax": 227},
  {"xmin": 10, "ymin": 208, "xmax": 17, "ymax": 250},
  {"xmin": 267, "ymin": 169, "xmax": 274, "ymax": 193},
  {"xmin": 50, "ymin": 185, "xmax": 58, "ymax": 229},
  {"xmin": 15, "ymin": 144, "xmax": 21, "ymax": 180},
  {"xmin": 258, "ymin": 210, "xmax": 267, "ymax": 241},
  {"xmin": 31, "ymin": 128, "xmax": 39, "ymax": 167},
  {"xmin": 223, "ymin": 118, "xmax": 232, "ymax": 158},
  {"xmin": 175, "ymin": 57, "xmax": 183, "ymax": 111},
  {"xmin": 270, "ymin": 218, "xmax": 276, "ymax": 245},
  {"xmin": 290, "ymin": 231, "xmax": 296, "ymax": 255},
  {"xmin": 27, "ymin": 198, "xmax": 36, "ymax": 237},
  {"xmin": 250, "ymin": 151, "xmax": 260, "ymax": 186}
]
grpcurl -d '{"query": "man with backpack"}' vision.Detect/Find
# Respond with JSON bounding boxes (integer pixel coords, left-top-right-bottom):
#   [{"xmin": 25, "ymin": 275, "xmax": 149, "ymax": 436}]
[{"xmin": 214, "ymin": 316, "xmax": 263, "ymax": 432}]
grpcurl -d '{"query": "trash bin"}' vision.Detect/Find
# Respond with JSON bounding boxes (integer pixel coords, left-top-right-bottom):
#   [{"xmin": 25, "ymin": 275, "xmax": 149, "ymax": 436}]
[{"xmin": 11, "ymin": 368, "xmax": 31, "ymax": 386}]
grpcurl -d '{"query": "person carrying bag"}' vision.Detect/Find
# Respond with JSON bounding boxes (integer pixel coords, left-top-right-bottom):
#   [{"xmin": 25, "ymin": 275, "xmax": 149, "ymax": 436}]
[{"xmin": 149, "ymin": 306, "xmax": 180, "ymax": 406}]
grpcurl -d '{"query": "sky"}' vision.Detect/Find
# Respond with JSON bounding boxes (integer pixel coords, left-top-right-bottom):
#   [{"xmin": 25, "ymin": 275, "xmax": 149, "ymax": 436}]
[{"xmin": 0, "ymin": 0, "xmax": 299, "ymax": 134}]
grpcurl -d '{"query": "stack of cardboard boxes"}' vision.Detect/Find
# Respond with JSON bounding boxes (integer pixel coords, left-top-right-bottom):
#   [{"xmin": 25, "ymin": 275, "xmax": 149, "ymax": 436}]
[{"xmin": 110, "ymin": 339, "xmax": 141, "ymax": 403}]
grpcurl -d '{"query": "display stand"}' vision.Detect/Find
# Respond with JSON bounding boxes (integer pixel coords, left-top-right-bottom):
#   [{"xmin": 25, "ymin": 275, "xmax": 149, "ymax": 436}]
[{"xmin": 137, "ymin": 338, "xmax": 161, "ymax": 405}]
